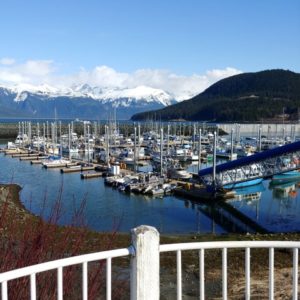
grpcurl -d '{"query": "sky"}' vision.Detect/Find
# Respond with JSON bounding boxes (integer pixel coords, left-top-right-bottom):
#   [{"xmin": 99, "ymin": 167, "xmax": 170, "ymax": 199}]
[{"xmin": 0, "ymin": 0, "xmax": 299, "ymax": 99}]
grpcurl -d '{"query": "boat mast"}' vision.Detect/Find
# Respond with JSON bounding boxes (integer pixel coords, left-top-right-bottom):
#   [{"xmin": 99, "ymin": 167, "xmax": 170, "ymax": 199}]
[
  {"xmin": 198, "ymin": 128, "xmax": 202, "ymax": 172},
  {"xmin": 160, "ymin": 128, "xmax": 163, "ymax": 177},
  {"xmin": 134, "ymin": 126, "xmax": 137, "ymax": 173},
  {"xmin": 212, "ymin": 131, "xmax": 217, "ymax": 189},
  {"xmin": 230, "ymin": 128, "xmax": 234, "ymax": 161},
  {"xmin": 68, "ymin": 123, "xmax": 71, "ymax": 161},
  {"xmin": 87, "ymin": 125, "xmax": 90, "ymax": 165}
]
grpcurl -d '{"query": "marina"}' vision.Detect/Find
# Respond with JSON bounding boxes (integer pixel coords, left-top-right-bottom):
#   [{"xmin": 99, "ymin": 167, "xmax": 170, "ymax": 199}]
[
  {"xmin": 1, "ymin": 120, "xmax": 300, "ymax": 234},
  {"xmin": 0, "ymin": 3, "xmax": 299, "ymax": 298}
]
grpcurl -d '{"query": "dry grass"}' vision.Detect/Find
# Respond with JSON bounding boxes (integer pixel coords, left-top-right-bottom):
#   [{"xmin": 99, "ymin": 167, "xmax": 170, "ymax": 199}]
[
  {"xmin": 1, "ymin": 183, "xmax": 300, "ymax": 299},
  {"xmin": 0, "ymin": 184, "xmax": 130, "ymax": 299}
]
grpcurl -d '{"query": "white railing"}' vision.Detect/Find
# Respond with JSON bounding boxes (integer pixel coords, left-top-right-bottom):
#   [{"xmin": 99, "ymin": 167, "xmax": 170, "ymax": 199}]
[
  {"xmin": 160, "ymin": 241, "xmax": 300, "ymax": 300},
  {"xmin": 0, "ymin": 225, "xmax": 299, "ymax": 300},
  {"xmin": 0, "ymin": 248, "xmax": 133, "ymax": 300}
]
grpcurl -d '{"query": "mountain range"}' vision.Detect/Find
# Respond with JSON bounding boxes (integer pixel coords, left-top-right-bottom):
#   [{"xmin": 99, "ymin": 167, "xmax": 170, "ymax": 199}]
[
  {"xmin": 0, "ymin": 83, "xmax": 176, "ymax": 119},
  {"xmin": 1, "ymin": 69, "xmax": 299, "ymax": 122},
  {"xmin": 131, "ymin": 69, "xmax": 300, "ymax": 122}
]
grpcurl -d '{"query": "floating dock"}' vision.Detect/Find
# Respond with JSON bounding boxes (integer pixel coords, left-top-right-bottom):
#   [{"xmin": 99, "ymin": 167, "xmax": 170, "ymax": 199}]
[
  {"xmin": 173, "ymin": 186, "xmax": 235, "ymax": 201},
  {"xmin": 20, "ymin": 156, "xmax": 48, "ymax": 161},
  {"xmin": 44, "ymin": 162, "xmax": 78, "ymax": 169},
  {"xmin": 11, "ymin": 152, "xmax": 39, "ymax": 158},
  {"xmin": 81, "ymin": 172, "xmax": 103, "ymax": 179},
  {"xmin": 31, "ymin": 160, "xmax": 43, "ymax": 165},
  {"xmin": 60, "ymin": 166, "xmax": 95, "ymax": 173}
]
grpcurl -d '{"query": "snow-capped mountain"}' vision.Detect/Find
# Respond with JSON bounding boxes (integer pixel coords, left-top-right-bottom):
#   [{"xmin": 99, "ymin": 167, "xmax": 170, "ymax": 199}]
[
  {"xmin": 71, "ymin": 84, "xmax": 173, "ymax": 106},
  {"xmin": 0, "ymin": 83, "xmax": 176, "ymax": 119}
]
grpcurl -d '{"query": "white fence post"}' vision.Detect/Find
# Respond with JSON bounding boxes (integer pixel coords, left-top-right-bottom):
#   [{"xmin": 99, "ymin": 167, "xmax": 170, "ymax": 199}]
[{"xmin": 130, "ymin": 225, "xmax": 160, "ymax": 300}]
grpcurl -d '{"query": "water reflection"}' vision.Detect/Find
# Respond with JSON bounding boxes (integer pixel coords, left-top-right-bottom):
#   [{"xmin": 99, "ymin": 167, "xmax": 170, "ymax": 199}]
[
  {"xmin": 271, "ymin": 181, "xmax": 298, "ymax": 200},
  {"xmin": 2, "ymin": 138, "xmax": 300, "ymax": 234},
  {"xmin": 0, "ymin": 141, "xmax": 225, "ymax": 234}
]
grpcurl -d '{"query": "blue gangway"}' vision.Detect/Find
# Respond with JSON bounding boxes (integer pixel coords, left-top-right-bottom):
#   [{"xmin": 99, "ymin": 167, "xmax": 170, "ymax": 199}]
[{"xmin": 198, "ymin": 141, "xmax": 300, "ymax": 187}]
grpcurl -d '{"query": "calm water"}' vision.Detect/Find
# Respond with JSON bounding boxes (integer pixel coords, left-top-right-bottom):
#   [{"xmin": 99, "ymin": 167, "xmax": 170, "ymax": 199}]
[
  {"xmin": 0, "ymin": 140, "xmax": 224, "ymax": 234},
  {"xmin": 1, "ymin": 139, "xmax": 300, "ymax": 234}
]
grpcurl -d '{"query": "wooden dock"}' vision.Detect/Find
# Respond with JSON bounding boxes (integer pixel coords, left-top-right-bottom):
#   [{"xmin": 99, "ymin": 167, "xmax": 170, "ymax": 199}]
[
  {"xmin": 11, "ymin": 153, "xmax": 39, "ymax": 158},
  {"xmin": 81, "ymin": 172, "xmax": 103, "ymax": 179},
  {"xmin": 173, "ymin": 186, "xmax": 235, "ymax": 201},
  {"xmin": 20, "ymin": 156, "xmax": 48, "ymax": 161},
  {"xmin": 60, "ymin": 166, "xmax": 95, "ymax": 173},
  {"xmin": 31, "ymin": 160, "xmax": 43, "ymax": 165},
  {"xmin": 44, "ymin": 162, "xmax": 78, "ymax": 169}
]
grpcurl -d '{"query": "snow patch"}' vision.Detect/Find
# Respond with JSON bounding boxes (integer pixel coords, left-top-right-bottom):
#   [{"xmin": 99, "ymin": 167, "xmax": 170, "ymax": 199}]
[{"xmin": 14, "ymin": 92, "xmax": 28, "ymax": 102}]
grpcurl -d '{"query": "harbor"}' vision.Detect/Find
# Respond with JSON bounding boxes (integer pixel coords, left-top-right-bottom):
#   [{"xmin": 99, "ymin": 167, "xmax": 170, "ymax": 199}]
[{"xmin": 1, "ymin": 120, "xmax": 300, "ymax": 234}]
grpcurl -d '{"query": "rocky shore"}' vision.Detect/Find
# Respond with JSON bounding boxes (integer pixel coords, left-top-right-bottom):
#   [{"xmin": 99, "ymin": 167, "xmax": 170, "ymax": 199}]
[{"xmin": 1, "ymin": 183, "xmax": 300, "ymax": 298}]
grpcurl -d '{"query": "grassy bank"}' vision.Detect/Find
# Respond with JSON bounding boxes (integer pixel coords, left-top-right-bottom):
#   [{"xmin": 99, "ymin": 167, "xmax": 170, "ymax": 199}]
[{"xmin": 1, "ymin": 183, "xmax": 299, "ymax": 298}]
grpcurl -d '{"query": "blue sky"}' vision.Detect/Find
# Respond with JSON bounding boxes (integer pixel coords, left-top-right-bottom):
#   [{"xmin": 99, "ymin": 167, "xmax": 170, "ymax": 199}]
[{"xmin": 0, "ymin": 0, "xmax": 299, "ymax": 98}]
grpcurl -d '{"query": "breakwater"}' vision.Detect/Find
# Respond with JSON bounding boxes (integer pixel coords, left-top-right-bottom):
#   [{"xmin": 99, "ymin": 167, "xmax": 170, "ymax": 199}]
[{"xmin": 218, "ymin": 123, "xmax": 300, "ymax": 137}]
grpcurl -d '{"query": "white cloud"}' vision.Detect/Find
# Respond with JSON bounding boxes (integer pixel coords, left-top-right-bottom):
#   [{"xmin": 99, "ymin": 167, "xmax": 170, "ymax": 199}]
[
  {"xmin": 21, "ymin": 60, "xmax": 55, "ymax": 77},
  {"xmin": 0, "ymin": 58, "xmax": 242, "ymax": 100},
  {"xmin": 0, "ymin": 57, "xmax": 15, "ymax": 65}
]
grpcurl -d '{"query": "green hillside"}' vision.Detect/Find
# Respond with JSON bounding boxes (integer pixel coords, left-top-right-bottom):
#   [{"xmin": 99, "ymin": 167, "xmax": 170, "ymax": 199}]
[{"xmin": 131, "ymin": 69, "xmax": 300, "ymax": 122}]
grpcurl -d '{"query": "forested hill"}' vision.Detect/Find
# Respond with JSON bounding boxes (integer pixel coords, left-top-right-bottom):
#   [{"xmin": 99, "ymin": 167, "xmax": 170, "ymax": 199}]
[{"xmin": 131, "ymin": 69, "xmax": 300, "ymax": 122}]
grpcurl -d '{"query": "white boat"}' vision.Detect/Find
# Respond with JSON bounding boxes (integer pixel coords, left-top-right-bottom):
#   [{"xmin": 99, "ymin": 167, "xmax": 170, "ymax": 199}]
[
  {"xmin": 15, "ymin": 134, "xmax": 28, "ymax": 145},
  {"xmin": 122, "ymin": 157, "xmax": 134, "ymax": 165},
  {"xmin": 261, "ymin": 138, "xmax": 285, "ymax": 150},
  {"xmin": 216, "ymin": 148, "xmax": 237, "ymax": 160},
  {"xmin": 149, "ymin": 187, "xmax": 165, "ymax": 196},
  {"xmin": 42, "ymin": 156, "xmax": 71, "ymax": 168},
  {"xmin": 7, "ymin": 142, "xmax": 18, "ymax": 150},
  {"xmin": 62, "ymin": 146, "xmax": 79, "ymax": 154},
  {"xmin": 167, "ymin": 164, "xmax": 192, "ymax": 180},
  {"xmin": 47, "ymin": 148, "xmax": 60, "ymax": 155}
]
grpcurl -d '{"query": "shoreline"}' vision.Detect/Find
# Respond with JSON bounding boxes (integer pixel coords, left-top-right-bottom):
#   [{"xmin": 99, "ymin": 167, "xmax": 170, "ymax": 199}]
[
  {"xmin": 2, "ymin": 182, "xmax": 300, "ymax": 240},
  {"xmin": 1, "ymin": 182, "xmax": 300, "ymax": 298}
]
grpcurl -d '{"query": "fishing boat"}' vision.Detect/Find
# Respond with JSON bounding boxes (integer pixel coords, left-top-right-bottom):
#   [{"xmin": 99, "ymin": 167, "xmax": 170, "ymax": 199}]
[{"xmin": 167, "ymin": 164, "xmax": 192, "ymax": 180}]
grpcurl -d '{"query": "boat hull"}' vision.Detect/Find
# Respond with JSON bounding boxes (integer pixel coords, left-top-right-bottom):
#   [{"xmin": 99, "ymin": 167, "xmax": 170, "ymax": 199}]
[
  {"xmin": 223, "ymin": 178, "xmax": 263, "ymax": 189},
  {"xmin": 271, "ymin": 171, "xmax": 300, "ymax": 185}
]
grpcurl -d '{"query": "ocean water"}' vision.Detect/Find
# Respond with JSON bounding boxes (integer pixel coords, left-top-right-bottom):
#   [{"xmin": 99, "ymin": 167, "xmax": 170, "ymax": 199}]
[
  {"xmin": 1, "ymin": 139, "xmax": 300, "ymax": 234},
  {"xmin": 0, "ymin": 139, "xmax": 225, "ymax": 234}
]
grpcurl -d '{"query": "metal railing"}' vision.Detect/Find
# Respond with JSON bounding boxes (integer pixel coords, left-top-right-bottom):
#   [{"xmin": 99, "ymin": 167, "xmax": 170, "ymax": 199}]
[
  {"xmin": 0, "ymin": 226, "xmax": 299, "ymax": 300},
  {"xmin": 0, "ymin": 248, "xmax": 133, "ymax": 300},
  {"xmin": 160, "ymin": 241, "xmax": 300, "ymax": 300}
]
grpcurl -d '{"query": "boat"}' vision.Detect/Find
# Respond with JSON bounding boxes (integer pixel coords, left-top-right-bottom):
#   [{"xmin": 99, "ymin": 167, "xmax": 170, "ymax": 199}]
[
  {"xmin": 271, "ymin": 170, "xmax": 300, "ymax": 185},
  {"xmin": 62, "ymin": 146, "xmax": 79, "ymax": 154},
  {"xmin": 216, "ymin": 148, "xmax": 237, "ymax": 160},
  {"xmin": 167, "ymin": 164, "xmax": 192, "ymax": 180},
  {"xmin": 223, "ymin": 178, "xmax": 263, "ymax": 189},
  {"xmin": 7, "ymin": 142, "xmax": 18, "ymax": 150},
  {"xmin": 149, "ymin": 186, "xmax": 165, "ymax": 196},
  {"xmin": 261, "ymin": 138, "xmax": 285, "ymax": 150},
  {"xmin": 15, "ymin": 134, "xmax": 28, "ymax": 145},
  {"xmin": 170, "ymin": 147, "xmax": 197, "ymax": 162},
  {"xmin": 222, "ymin": 164, "xmax": 264, "ymax": 189},
  {"xmin": 42, "ymin": 155, "xmax": 71, "ymax": 168}
]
